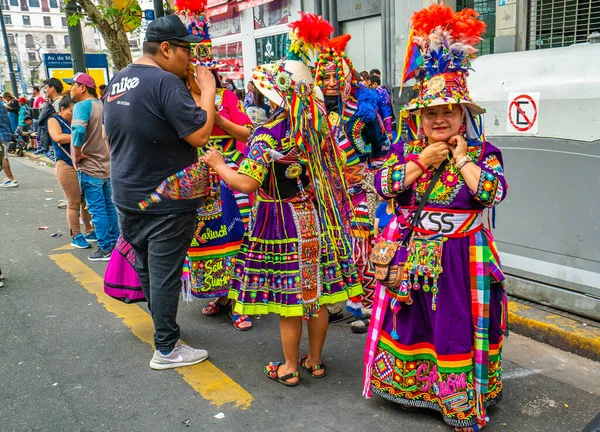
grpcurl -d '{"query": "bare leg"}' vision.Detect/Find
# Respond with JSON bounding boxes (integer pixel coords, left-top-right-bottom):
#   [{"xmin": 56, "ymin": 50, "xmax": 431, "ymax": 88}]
[
  {"xmin": 304, "ymin": 307, "xmax": 329, "ymax": 376},
  {"xmin": 275, "ymin": 316, "xmax": 302, "ymax": 384},
  {"xmin": 3, "ymin": 158, "xmax": 15, "ymax": 181}
]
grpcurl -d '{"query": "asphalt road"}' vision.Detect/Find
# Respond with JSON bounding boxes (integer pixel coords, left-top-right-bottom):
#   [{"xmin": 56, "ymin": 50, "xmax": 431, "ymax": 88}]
[{"xmin": 1, "ymin": 157, "xmax": 599, "ymax": 432}]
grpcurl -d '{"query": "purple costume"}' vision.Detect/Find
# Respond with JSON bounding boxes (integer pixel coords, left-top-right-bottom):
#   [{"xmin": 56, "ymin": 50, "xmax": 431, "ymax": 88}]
[{"xmin": 366, "ymin": 138, "xmax": 509, "ymax": 429}]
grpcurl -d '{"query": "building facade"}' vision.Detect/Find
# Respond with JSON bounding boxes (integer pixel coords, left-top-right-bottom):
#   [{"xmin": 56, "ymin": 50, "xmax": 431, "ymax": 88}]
[{"xmin": 0, "ymin": 0, "xmax": 104, "ymax": 93}]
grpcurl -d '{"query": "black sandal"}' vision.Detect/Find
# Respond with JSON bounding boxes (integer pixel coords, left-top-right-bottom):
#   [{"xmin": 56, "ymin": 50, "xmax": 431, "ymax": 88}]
[
  {"xmin": 299, "ymin": 354, "xmax": 328, "ymax": 378},
  {"xmin": 264, "ymin": 362, "xmax": 300, "ymax": 387}
]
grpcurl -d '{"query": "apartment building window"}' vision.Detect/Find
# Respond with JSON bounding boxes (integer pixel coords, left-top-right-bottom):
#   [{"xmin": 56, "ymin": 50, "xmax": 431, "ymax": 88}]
[
  {"xmin": 3, "ymin": 14, "xmax": 11, "ymax": 24},
  {"xmin": 64, "ymin": 34, "xmax": 69, "ymax": 47},
  {"xmin": 28, "ymin": 52, "xmax": 36, "ymax": 61},
  {"xmin": 19, "ymin": 0, "xmax": 27, "ymax": 11},
  {"xmin": 10, "ymin": 52, "xmax": 18, "ymax": 64},
  {"xmin": 61, "ymin": 16, "xmax": 66, "ymax": 26},
  {"xmin": 1, "ymin": 0, "xmax": 9, "ymax": 10},
  {"xmin": 530, "ymin": 0, "xmax": 600, "ymax": 49},
  {"xmin": 456, "ymin": 0, "xmax": 495, "ymax": 55},
  {"xmin": 25, "ymin": 33, "xmax": 34, "ymax": 47},
  {"xmin": 43, "ymin": 15, "xmax": 51, "ymax": 26},
  {"xmin": 46, "ymin": 34, "xmax": 54, "ymax": 48},
  {"xmin": 9, "ymin": 0, "xmax": 17, "ymax": 5},
  {"xmin": 22, "ymin": 15, "xmax": 30, "ymax": 25},
  {"xmin": 29, "ymin": 0, "xmax": 40, "ymax": 7},
  {"xmin": 49, "ymin": 0, "xmax": 56, "ymax": 6},
  {"xmin": 8, "ymin": 34, "xmax": 15, "ymax": 46}
]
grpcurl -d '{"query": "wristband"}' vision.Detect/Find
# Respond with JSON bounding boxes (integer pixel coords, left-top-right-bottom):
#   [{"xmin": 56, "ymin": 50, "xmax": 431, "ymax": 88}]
[
  {"xmin": 456, "ymin": 155, "xmax": 472, "ymax": 170},
  {"xmin": 406, "ymin": 154, "xmax": 427, "ymax": 172}
]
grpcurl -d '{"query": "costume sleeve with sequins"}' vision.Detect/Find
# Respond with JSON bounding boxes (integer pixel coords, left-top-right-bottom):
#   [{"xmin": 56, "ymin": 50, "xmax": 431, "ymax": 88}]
[
  {"xmin": 376, "ymin": 87, "xmax": 394, "ymax": 134},
  {"xmin": 471, "ymin": 141, "xmax": 508, "ymax": 207},
  {"xmin": 374, "ymin": 141, "xmax": 407, "ymax": 198},
  {"xmin": 237, "ymin": 128, "xmax": 277, "ymax": 185}
]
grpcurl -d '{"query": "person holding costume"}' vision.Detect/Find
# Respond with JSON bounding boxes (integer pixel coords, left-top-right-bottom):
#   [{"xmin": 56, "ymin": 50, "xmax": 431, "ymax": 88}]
[
  {"xmin": 364, "ymin": 5, "xmax": 508, "ymax": 432},
  {"xmin": 174, "ymin": 1, "xmax": 255, "ymax": 331},
  {"xmin": 200, "ymin": 13, "xmax": 363, "ymax": 386},
  {"xmin": 314, "ymin": 34, "xmax": 390, "ymax": 314}
]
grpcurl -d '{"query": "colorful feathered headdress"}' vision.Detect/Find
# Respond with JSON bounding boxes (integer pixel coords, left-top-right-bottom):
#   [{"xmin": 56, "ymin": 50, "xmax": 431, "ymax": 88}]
[
  {"xmin": 313, "ymin": 34, "xmax": 359, "ymax": 102},
  {"xmin": 175, "ymin": 0, "xmax": 222, "ymax": 68},
  {"xmin": 403, "ymin": 4, "xmax": 486, "ymax": 116}
]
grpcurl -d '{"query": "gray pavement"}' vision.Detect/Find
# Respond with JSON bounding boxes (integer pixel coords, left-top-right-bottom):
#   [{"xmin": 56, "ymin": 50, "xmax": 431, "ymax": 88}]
[{"xmin": 1, "ymin": 157, "xmax": 599, "ymax": 432}]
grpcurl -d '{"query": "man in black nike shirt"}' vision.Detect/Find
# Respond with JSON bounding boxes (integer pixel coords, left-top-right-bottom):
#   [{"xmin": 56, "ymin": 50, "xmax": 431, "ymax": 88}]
[{"xmin": 104, "ymin": 15, "xmax": 216, "ymax": 370}]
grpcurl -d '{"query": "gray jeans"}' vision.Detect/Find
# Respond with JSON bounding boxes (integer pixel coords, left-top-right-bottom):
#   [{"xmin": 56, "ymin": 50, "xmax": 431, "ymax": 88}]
[{"xmin": 118, "ymin": 209, "xmax": 196, "ymax": 351}]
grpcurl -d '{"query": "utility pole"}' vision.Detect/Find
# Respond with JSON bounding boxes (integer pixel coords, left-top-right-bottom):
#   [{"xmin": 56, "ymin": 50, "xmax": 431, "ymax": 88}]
[
  {"xmin": 0, "ymin": 4, "xmax": 19, "ymax": 96},
  {"xmin": 153, "ymin": 0, "xmax": 164, "ymax": 18},
  {"xmin": 66, "ymin": 1, "xmax": 86, "ymax": 73}
]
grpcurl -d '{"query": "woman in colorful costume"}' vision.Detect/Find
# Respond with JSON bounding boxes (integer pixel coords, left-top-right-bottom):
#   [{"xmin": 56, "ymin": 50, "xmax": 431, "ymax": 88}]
[
  {"xmin": 176, "ymin": 3, "xmax": 255, "ymax": 330},
  {"xmin": 201, "ymin": 14, "xmax": 363, "ymax": 386},
  {"xmin": 314, "ymin": 35, "xmax": 390, "ymax": 311},
  {"xmin": 364, "ymin": 5, "xmax": 508, "ymax": 431}
]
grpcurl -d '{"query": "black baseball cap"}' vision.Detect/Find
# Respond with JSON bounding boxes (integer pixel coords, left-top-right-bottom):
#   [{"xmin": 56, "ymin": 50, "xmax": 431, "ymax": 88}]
[{"xmin": 145, "ymin": 15, "xmax": 202, "ymax": 43}]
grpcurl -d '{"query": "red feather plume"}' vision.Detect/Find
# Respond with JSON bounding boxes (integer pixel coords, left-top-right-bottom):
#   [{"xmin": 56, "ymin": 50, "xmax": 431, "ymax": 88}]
[
  {"xmin": 175, "ymin": 0, "xmax": 207, "ymax": 13},
  {"xmin": 411, "ymin": 4, "xmax": 486, "ymax": 44},
  {"xmin": 289, "ymin": 12, "xmax": 334, "ymax": 47},
  {"xmin": 453, "ymin": 9, "xmax": 486, "ymax": 45},
  {"xmin": 323, "ymin": 34, "xmax": 351, "ymax": 53},
  {"xmin": 411, "ymin": 3, "xmax": 454, "ymax": 38}
]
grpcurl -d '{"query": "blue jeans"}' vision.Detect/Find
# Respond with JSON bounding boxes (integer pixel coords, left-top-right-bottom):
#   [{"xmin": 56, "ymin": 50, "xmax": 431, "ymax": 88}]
[
  {"xmin": 8, "ymin": 113, "xmax": 18, "ymax": 134},
  {"xmin": 79, "ymin": 172, "xmax": 119, "ymax": 251}
]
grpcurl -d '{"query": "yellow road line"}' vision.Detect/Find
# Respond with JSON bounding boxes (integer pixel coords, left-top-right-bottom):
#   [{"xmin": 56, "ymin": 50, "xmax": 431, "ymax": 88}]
[
  {"xmin": 50, "ymin": 253, "xmax": 253, "ymax": 410},
  {"xmin": 52, "ymin": 244, "xmax": 76, "ymax": 251}
]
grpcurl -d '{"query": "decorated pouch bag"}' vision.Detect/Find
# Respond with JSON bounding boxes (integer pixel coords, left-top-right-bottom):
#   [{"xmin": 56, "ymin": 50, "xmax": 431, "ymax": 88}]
[{"xmin": 370, "ymin": 159, "xmax": 449, "ymax": 301}]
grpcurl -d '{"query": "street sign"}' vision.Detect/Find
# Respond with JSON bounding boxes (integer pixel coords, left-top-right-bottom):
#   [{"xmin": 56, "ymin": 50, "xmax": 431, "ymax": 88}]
[
  {"xmin": 144, "ymin": 9, "xmax": 155, "ymax": 20},
  {"xmin": 507, "ymin": 92, "xmax": 540, "ymax": 134},
  {"xmin": 43, "ymin": 53, "xmax": 110, "ymax": 88}
]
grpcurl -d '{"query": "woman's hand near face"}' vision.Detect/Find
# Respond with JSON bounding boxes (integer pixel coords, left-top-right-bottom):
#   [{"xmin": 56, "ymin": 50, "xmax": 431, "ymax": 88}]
[
  {"xmin": 448, "ymin": 134, "xmax": 468, "ymax": 162},
  {"xmin": 419, "ymin": 141, "xmax": 450, "ymax": 167}
]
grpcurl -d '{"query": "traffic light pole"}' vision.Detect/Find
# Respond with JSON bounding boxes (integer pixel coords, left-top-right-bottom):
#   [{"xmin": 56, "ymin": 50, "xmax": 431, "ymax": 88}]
[
  {"xmin": 153, "ymin": 0, "xmax": 164, "ymax": 18},
  {"xmin": 0, "ymin": 4, "xmax": 19, "ymax": 96},
  {"xmin": 66, "ymin": 1, "xmax": 86, "ymax": 73}
]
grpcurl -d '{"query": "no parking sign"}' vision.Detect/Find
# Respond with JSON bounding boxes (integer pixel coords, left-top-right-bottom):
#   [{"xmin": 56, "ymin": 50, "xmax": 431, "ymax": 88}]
[{"xmin": 507, "ymin": 92, "xmax": 540, "ymax": 134}]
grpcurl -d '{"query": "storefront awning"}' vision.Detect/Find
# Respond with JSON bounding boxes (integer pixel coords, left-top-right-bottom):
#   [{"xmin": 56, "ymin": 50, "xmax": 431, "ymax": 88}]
[{"xmin": 236, "ymin": 0, "xmax": 275, "ymax": 12}]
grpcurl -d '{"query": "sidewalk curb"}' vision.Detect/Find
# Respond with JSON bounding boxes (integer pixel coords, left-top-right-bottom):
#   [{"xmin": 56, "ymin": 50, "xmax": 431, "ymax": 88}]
[
  {"xmin": 23, "ymin": 151, "xmax": 55, "ymax": 168},
  {"xmin": 508, "ymin": 301, "xmax": 600, "ymax": 361}
]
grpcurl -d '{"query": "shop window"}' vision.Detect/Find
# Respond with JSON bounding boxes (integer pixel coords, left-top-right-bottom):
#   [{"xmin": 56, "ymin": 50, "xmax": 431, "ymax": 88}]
[
  {"xmin": 253, "ymin": 0, "xmax": 290, "ymax": 30},
  {"xmin": 213, "ymin": 41, "xmax": 244, "ymax": 85},
  {"xmin": 210, "ymin": 5, "xmax": 241, "ymax": 37},
  {"xmin": 255, "ymin": 33, "xmax": 289, "ymax": 65}
]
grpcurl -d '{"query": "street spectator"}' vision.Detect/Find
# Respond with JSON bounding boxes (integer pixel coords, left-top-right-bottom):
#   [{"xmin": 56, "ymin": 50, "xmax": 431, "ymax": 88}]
[
  {"xmin": 17, "ymin": 97, "xmax": 32, "ymax": 127},
  {"xmin": 66, "ymin": 72, "xmax": 118, "ymax": 261},
  {"xmin": 223, "ymin": 78, "xmax": 237, "ymax": 92},
  {"xmin": 234, "ymin": 88, "xmax": 245, "ymax": 102},
  {"xmin": 369, "ymin": 74, "xmax": 394, "ymax": 138},
  {"xmin": 98, "ymin": 84, "xmax": 106, "ymax": 98},
  {"xmin": 15, "ymin": 116, "xmax": 34, "ymax": 148},
  {"xmin": 245, "ymin": 86, "xmax": 270, "ymax": 126},
  {"xmin": 47, "ymin": 95, "xmax": 95, "ymax": 249},
  {"xmin": 37, "ymin": 78, "xmax": 64, "ymax": 157},
  {"xmin": 32, "ymin": 86, "xmax": 46, "ymax": 109},
  {"xmin": 244, "ymin": 80, "xmax": 255, "ymax": 109},
  {"xmin": 0, "ymin": 106, "xmax": 18, "ymax": 188},
  {"xmin": 103, "ymin": 15, "xmax": 216, "ymax": 369},
  {"xmin": 359, "ymin": 70, "xmax": 370, "ymax": 86},
  {"xmin": 4, "ymin": 92, "xmax": 19, "ymax": 133}
]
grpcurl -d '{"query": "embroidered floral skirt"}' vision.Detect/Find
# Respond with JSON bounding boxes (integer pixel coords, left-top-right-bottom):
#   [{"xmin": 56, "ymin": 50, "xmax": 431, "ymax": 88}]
[
  {"xmin": 229, "ymin": 196, "xmax": 363, "ymax": 318},
  {"xmin": 370, "ymin": 231, "xmax": 506, "ymax": 428}
]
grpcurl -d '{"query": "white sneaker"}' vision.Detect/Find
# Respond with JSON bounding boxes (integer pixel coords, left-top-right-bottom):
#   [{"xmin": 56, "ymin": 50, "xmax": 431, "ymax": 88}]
[
  {"xmin": 0, "ymin": 280, "xmax": 3, "ymax": 288},
  {"xmin": 0, "ymin": 179, "xmax": 18, "ymax": 188},
  {"xmin": 149, "ymin": 340, "xmax": 208, "ymax": 370}
]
